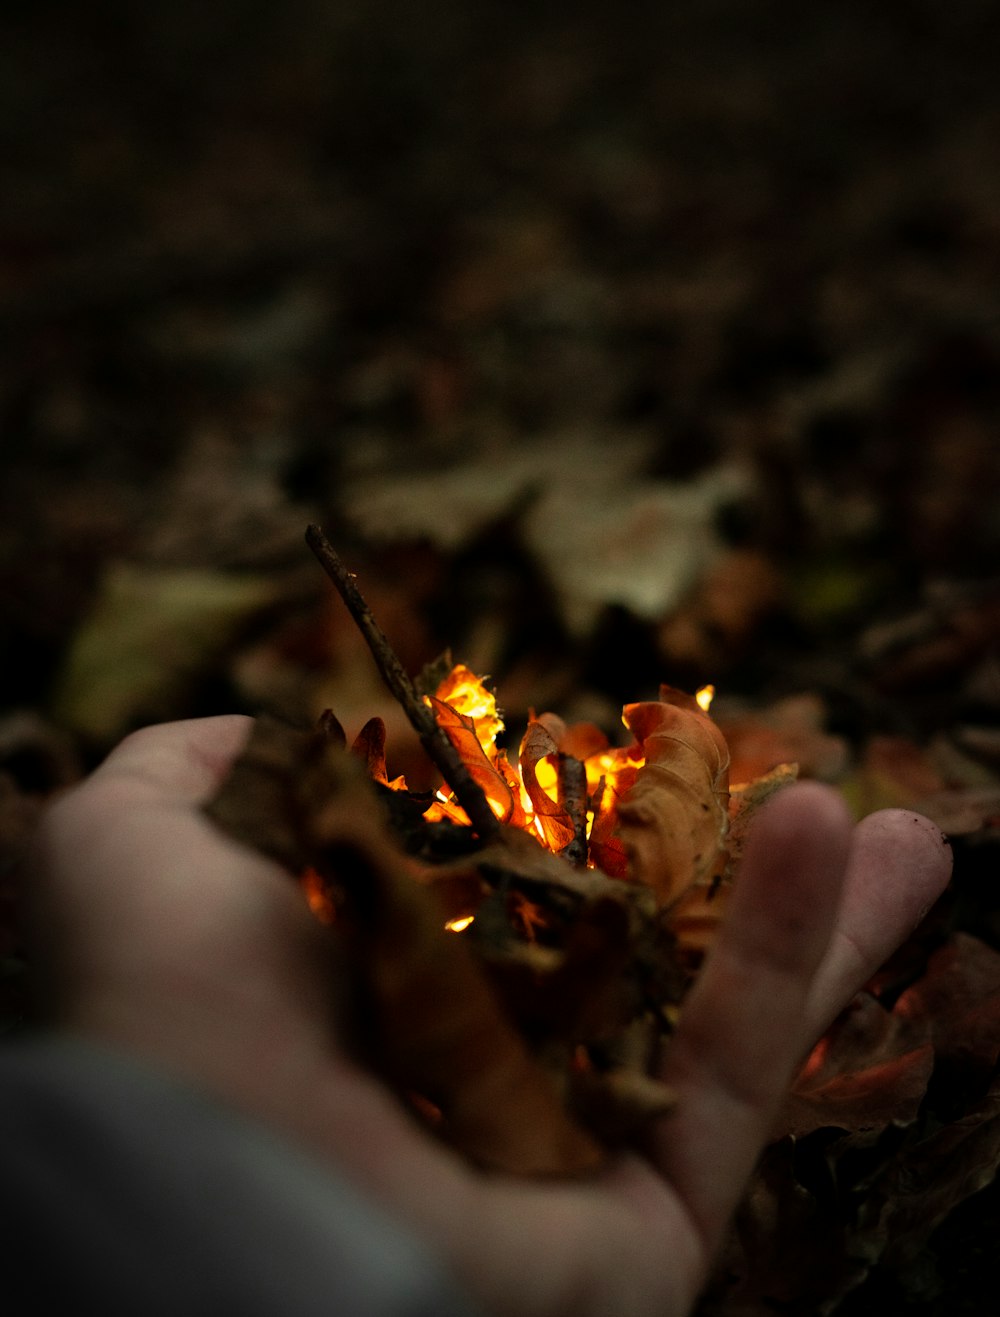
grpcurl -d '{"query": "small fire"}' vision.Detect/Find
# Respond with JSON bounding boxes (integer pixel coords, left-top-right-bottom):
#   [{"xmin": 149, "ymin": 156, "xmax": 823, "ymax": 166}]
[
  {"xmin": 428, "ymin": 662, "xmax": 505, "ymax": 751},
  {"xmin": 410, "ymin": 664, "xmax": 721, "ymax": 876}
]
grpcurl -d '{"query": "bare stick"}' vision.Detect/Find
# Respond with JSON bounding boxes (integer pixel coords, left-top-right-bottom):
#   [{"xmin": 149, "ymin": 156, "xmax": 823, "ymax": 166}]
[
  {"xmin": 558, "ymin": 754, "xmax": 589, "ymax": 867},
  {"xmin": 305, "ymin": 525, "xmax": 501, "ymax": 840}
]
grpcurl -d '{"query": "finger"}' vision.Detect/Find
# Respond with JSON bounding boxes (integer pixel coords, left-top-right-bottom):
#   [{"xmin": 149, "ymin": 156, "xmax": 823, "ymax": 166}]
[
  {"xmin": 805, "ymin": 808, "xmax": 951, "ymax": 1038},
  {"xmin": 90, "ymin": 715, "xmax": 255, "ymax": 805},
  {"xmin": 651, "ymin": 781, "xmax": 852, "ymax": 1257}
]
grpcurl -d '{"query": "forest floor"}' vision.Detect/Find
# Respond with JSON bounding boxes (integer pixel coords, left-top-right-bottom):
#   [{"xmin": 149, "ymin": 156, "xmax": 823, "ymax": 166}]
[{"xmin": 2, "ymin": 2, "xmax": 1000, "ymax": 1311}]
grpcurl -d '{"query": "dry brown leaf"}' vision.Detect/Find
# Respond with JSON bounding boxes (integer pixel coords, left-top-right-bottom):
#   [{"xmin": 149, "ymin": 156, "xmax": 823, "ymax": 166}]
[
  {"xmin": 350, "ymin": 715, "xmax": 389, "ymax": 784},
  {"xmin": 426, "ymin": 694, "xmax": 515, "ymax": 823},
  {"xmin": 873, "ymin": 1082, "xmax": 1000, "ymax": 1275},
  {"xmin": 518, "ymin": 719, "xmax": 577, "ymax": 853},
  {"xmin": 711, "ymin": 933, "xmax": 1000, "ymax": 1310},
  {"xmin": 555, "ymin": 719, "xmax": 612, "ymax": 762},
  {"xmin": 616, "ymin": 686, "xmax": 731, "ymax": 905},
  {"xmin": 587, "ymin": 774, "xmax": 632, "ymax": 878},
  {"xmin": 665, "ymin": 882, "xmax": 733, "ymax": 961},
  {"xmin": 779, "ymin": 992, "xmax": 934, "ymax": 1141}
]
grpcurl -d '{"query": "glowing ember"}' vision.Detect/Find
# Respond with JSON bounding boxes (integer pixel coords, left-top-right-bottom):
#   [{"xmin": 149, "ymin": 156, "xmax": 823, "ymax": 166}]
[
  {"xmin": 445, "ymin": 915, "xmax": 475, "ymax": 933},
  {"xmin": 696, "ymin": 684, "xmax": 715, "ymax": 713}
]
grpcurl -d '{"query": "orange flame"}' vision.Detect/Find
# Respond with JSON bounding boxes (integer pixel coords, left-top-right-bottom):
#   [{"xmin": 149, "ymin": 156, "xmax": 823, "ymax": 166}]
[
  {"xmin": 417, "ymin": 665, "xmax": 651, "ymax": 863},
  {"xmin": 404, "ymin": 665, "xmax": 723, "ymax": 885},
  {"xmin": 429, "ymin": 662, "xmax": 504, "ymax": 750}
]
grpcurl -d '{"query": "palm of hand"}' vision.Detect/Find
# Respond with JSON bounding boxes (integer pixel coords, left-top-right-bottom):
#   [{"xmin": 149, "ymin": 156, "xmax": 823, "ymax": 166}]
[{"xmin": 30, "ymin": 716, "xmax": 951, "ymax": 1317}]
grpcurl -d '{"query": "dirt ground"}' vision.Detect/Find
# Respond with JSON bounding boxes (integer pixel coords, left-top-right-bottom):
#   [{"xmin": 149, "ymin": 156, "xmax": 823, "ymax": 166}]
[{"xmin": 2, "ymin": 3, "xmax": 1000, "ymax": 1311}]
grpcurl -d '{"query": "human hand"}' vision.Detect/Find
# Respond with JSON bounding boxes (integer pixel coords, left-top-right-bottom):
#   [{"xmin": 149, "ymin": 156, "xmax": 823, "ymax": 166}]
[{"xmin": 27, "ymin": 716, "xmax": 952, "ymax": 1317}]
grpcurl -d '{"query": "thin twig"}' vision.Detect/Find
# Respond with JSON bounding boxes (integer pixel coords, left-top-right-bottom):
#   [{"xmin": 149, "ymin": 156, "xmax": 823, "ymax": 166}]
[
  {"xmin": 305, "ymin": 525, "xmax": 501, "ymax": 840},
  {"xmin": 558, "ymin": 753, "xmax": 589, "ymax": 867}
]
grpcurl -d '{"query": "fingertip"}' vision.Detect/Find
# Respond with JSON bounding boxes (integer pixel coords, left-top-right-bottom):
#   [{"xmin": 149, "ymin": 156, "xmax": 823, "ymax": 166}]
[
  {"xmin": 851, "ymin": 807, "xmax": 953, "ymax": 918},
  {"xmin": 856, "ymin": 805, "xmax": 951, "ymax": 854},
  {"xmin": 804, "ymin": 806, "xmax": 955, "ymax": 1039},
  {"xmin": 741, "ymin": 780, "xmax": 854, "ymax": 876}
]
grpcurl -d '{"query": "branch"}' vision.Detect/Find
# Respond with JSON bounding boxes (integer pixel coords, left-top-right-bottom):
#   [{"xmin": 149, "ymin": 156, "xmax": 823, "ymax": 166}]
[
  {"xmin": 557, "ymin": 754, "xmax": 589, "ymax": 867},
  {"xmin": 305, "ymin": 525, "xmax": 501, "ymax": 840}
]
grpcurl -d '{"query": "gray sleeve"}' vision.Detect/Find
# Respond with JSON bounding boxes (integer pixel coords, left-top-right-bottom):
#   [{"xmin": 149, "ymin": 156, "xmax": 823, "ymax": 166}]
[{"xmin": 0, "ymin": 1036, "xmax": 482, "ymax": 1317}]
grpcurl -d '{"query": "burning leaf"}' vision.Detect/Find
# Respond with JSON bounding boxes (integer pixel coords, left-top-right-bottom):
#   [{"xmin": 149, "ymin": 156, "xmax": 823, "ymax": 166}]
[
  {"xmin": 616, "ymin": 686, "xmax": 731, "ymax": 905},
  {"xmin": 554, "ymin": 717, "xmax": 613, "ymax": 763},
  {"xmin": 419, "ymin": 665, "xmax": 533, "ymax": 832},
  {"xmin": 425, "ymin": 694, "xmax": 515, "ymax": 823},
  {"xmin": 584, "ymin": 773, "xmax": 630, "ymax": 878},
  {"xmin": 518, "ymin": 719, "xmax": 577, "ymax": 853},
  {"xmin": 207, "ymin": 541, "xmax": 840, "ymax": 1183},
  {"xmin": 431, "ymin": 661, "xmax": 505, "ymax": 747}
]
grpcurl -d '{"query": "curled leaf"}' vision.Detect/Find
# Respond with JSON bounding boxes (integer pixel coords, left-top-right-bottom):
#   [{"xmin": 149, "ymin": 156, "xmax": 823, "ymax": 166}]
[
  {"xmin": 587, "ymin": 774, "xmax": 631, "ymax": 878},
  {"xmin": 426, "ymin": 694, "xmax": 514, "ymax": 823},
  {"xmin": 616, "ymin": 686, "xmax": 731, "ymax": 905},
  {"xmin": 519, "ymin": 719, "xmax": 576, "ymax": 852}
]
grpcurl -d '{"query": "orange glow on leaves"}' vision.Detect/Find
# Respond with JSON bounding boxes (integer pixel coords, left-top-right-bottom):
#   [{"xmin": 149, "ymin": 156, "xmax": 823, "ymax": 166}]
[{"xmin": 403, "ymin": 665, "xmax": 731, "ymax": 906}]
